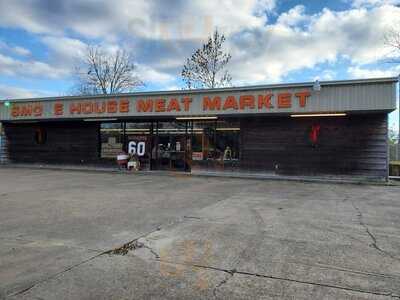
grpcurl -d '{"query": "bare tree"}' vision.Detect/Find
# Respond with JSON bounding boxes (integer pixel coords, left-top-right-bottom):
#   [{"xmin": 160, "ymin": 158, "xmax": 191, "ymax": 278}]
[
  {"xmin": 384, "ymin": 26, "xmax": 400, "ymax": 155},
  {"xmin": 384, "ymin": 25, "xmax": 400, "ymax": 63},
  {"xmin": 73, "ymin": 45, "xmax": 143, "ymax": 95},
  {"xmin": 181, "ymin": 29, "xmax": 232, "ymax": 89}
]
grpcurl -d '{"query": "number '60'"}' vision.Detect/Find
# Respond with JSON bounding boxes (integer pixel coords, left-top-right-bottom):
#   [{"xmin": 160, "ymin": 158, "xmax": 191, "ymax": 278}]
[{"xmin": 128, "ymin": 141, "xmax": 145, "ymax": 156}]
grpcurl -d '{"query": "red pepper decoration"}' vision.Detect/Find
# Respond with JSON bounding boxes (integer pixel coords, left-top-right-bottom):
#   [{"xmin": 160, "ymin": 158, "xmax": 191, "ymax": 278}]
[{"xmin": 309, "ymin": 124, "xmax": 320, "ymax": 146}]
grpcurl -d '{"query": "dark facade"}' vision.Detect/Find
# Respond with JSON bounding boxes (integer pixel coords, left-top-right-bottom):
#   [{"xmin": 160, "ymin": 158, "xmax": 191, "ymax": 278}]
[
  {"xmin": 240, "ymin": 114, "xmax": 388, "ymax": 177},
  {"xmin": 0, "ymin": 78, "xmax": 397, "ymax": 180},
  {"xmin": 1, "ymin": 113, "xmax": 388, "ymax": 179},
  {"xmin": 3, "ymin": 122, "xmax": 100, "ymax": 164}
]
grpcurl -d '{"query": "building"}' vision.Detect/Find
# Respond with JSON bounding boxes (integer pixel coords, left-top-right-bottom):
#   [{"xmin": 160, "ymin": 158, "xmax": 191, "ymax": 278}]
[{"xmin": 0, "ymin": 77, "xmax": 397, "ymax": 180}]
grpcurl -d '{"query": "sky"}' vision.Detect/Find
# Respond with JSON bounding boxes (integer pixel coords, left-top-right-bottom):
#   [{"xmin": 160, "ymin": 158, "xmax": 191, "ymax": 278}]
[{"xmin": 0, "ymin": 0, "xmax": 399, "ymax": 131}]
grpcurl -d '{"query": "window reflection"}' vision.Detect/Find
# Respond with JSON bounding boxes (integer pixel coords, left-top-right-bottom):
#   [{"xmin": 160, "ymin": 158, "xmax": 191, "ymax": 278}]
[
  {"xmin": 100, "ymin": 122, "xmax": 123, "ymax": 159},
  {"xmin": 125, "ymin": 122, "xmax": 152, "ymax": 170},
  {"xmin": 190, "ymin": 119, "xmax": 240, "ymax": 172},
  {"xmin": 153, "ymin": 121, "xmax": 188, "ymax": 171},
  {"xmin": 99, "ymin": 118, "xmax": 241, "ymax": 172}
]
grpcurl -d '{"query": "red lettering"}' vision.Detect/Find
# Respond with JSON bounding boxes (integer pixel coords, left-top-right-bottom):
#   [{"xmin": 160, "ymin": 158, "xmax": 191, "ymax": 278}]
[
  {"xmin": 203, "ymin": 96, "xmax": 221, "ymax": 111},
  {"xmin": 258, "ymin": 94, "xmax": 273, "ymax": 109},
  {"xmin": 70, "ymin": 103, "xmax": 81, "ymax": 114},
  {"xmin": 54, "ymin": 103, "xmax": 64, "ymax": 115},
  {"xmin": 167, "ymin": 98, "xmax": 180, "ymax": 112},
  {"xmin": 32, "ymin": 104, "xmax": 43, "ymax": 117},
  {"xmin": 82, "ymin": 102, "xmax": 93, "ymax": 114},
  {"xmin": 10, "ymin": 104, "xmax": 42, "ymax": 117},
  {"xmin": 119, "ymin": 99, "xmax": 130, "ymax": 113},
  {"xmin": 239, "ymin": 95, "xmax": 255, "ymax": 110},
  {"xmin": 136, "ymin": 99, "xmax": 153, "ymax": 112},
  {"xmin": 11, "ymin": 105, "xmax": 19, "ymax": 117},
  {"xmin": 93, "ymin": 102, "xmax": 106, "ymax": 114},
  {"xmin": 21, "ymin": 105, "xmax": 32, "ymax": 116},
  {"xmin": 155, "ymin": 99, "xmax": 165, "ymax": 112},
  {"xmin": 295, "ymin": 91, "xmax": 310, "ymax": 108},
  {"xmin": 223, "ymin": 96, "xmax": 239, "ymax": 110},
  {"xmin": 181, "ymin": 97, "xmax": 192, "ymax": 111},
  {"xmin": 277, "ymin": 93, "xmax": 292, "ymax": 108},
  {"xmin": 107, "ymin": 100, "xmax": 118, "ymax": 113}
]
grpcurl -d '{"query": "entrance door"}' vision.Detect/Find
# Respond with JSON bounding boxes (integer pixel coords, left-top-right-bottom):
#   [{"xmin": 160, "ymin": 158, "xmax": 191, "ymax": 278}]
[{"xmin": 153, "ymin": 121, "xmax": 191, "ymax": 171}]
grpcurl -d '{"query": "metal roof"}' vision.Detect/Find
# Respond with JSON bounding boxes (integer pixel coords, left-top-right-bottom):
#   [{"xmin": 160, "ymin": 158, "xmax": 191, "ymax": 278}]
[{"xmin": 1, "ymin": 77, "xmax": 398, "ymax": 103}]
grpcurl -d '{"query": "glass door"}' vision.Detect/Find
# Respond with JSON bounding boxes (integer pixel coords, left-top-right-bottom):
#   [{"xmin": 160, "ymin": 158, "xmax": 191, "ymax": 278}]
[{"xmin": 153, "ymin": 121, "xmax": 190, "ymax": 172}]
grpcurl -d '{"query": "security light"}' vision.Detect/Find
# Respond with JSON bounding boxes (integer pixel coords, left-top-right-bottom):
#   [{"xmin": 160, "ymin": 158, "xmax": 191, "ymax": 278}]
[{"xmin": 313, "ymin": 80, "xmax": 321, "ymax": 91}]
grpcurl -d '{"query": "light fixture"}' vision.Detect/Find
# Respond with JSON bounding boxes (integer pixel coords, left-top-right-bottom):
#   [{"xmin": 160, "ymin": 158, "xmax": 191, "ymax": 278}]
[
  {"xmin": 84, "ymin": 118, "xmax": 118, "ymax": 122},
  {"xmin": 4, "ymin": 101, "xmax": 10, "ymax": 107},
  {"xmin": 176, "ymin": 116, "xmax": 218, "ymax": 120},
  {"xmin": 290, "ymin": 113, "xmax": 347, "ymax": 117},
  {"xmin": 216, "ymin": 127, "xmax": 240, "ymax": 131},
  {"xmin": 313, "ymin": 80, "xmax": 321, "ymax": 91}
]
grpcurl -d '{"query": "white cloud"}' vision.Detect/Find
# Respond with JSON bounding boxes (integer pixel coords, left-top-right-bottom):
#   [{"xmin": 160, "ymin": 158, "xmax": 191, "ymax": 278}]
[
  {"xmin": 13, "ymin": 46, "xmax": 31, "ymax": 57},
  {"xmin": 41, "ymin": 36, "xmax": 87, "ymax": 62},
  {"xmin": 125, "ymin": 0, "xmax": 275, "ymax": 42},
  {"xmin": 0, "ymin": 53, "xmax": 69, "ymax": 79},
  {"xmin": 0, "ymin": 0, "xmax": 276, "ymax": 41},
  {"xmin": 0, "ymin": 0, "xmax": 399, "ymax": 90},
  {"xmin": 313, "ymin": 70, "xmax": 337, "ymax": 81},
  {"xmin": 347, "ymin": 65, "xmax": 400, "ymax": 78},
  {"xmin": 0, "ymin": 41, "xmax": 31, "ymax": 57},
  {"xmin": 36, "ymin": 37, "xmax": 175, "ymax": 87},
  {"xmin": 0, "ymin": 85, "xmax": 51, "ymax": 99},
  {"xmin": 227, "ymin": 4, "xmax": 400, "ymax": 84},
  {"xmin": 136, "ymin": 64, "xmax": 175, "ymax": 84},
  {"xmin": 350, "ymin": 0, "xmax": 400, "ymax": 8},
  {"xmin": 164, "ymin": 85, "xmax": 181, "ymax": 91},
  {"xmin": 276, "ymin": 5, "xmax": 308, "ymax": 27}
]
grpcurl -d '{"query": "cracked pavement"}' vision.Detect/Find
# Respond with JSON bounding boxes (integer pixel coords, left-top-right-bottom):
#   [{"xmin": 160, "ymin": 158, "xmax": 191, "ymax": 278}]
[{"xmin": 0, "ymin": 168, "xmax": 400, "ymax": 299}]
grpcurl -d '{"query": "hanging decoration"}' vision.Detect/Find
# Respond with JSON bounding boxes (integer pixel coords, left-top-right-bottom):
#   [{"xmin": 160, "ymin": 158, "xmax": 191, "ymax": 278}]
[
  {"xmin": 309, "ymin": 124, "xmax": 320, "ymax": 147},
  {"xmin": 34, "ymin": 127, "xmax": 47, "ymax": 145}
]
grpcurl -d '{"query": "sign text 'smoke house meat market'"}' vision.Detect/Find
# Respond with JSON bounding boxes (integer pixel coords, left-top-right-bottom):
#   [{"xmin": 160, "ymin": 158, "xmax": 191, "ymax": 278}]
[
  {"xmin": 9, "ymin": 91, "xmax": 311, "ymax": 119},
  {"xmin": 0, "ymin": 77, "xmax": 397, "ymax": 181}
]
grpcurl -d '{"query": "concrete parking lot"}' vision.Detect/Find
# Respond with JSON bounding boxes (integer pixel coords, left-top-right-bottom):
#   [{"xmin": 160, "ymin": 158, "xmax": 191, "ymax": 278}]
[{"xmin": 0, "ymin": 167, "xmax": 400, "ymax": 299}]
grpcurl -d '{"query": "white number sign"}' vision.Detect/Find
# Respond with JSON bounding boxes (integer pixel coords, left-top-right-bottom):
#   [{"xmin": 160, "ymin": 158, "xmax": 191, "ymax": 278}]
[{"xmin": 128, "ymin": 141, "xmax": 146, "ymax": 156}]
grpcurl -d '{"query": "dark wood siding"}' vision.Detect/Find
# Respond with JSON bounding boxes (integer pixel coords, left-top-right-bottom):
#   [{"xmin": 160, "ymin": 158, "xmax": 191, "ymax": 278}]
[
  {"xmin": 3, "ymin": 121, "xmax": 100, "ymax": 164},
  {"xmin": 240, "ymin": 114, "xmax": 388, "ymax": 178},
  {"xmin": 0, "ymin": 124, "xmax": 9, "ymax": 164}
]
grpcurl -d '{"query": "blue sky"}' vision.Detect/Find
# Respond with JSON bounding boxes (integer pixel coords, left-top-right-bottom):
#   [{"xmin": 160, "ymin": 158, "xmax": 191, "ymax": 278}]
[{"xmin": 0, "ymin": 0, "xmax": 399, "ymax": 130}]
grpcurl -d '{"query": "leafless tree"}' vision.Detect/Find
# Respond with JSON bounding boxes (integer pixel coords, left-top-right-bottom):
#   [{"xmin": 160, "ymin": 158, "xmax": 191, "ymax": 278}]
[
  {"xmin": 73, "ymin": 45, "xmax": 143, "ymax": 95},
  {"xmin": 384, "ymin": 25, "xmax": 400, "ymax": 63},
  {"xmin": 182, "ymin": 29, "xmax": 232, "ymax": 89},
  {"xmin": 384, "ymin": 26, "xmax": 400, "ymax": 151}
]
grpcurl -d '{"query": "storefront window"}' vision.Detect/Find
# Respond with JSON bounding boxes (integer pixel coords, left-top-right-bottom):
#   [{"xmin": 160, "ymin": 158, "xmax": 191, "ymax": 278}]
[
  {"xmin": 100, "ymin": 122, "xmax": 123, "ymax": 160},
  {"xmin": 125, "ymin": 122, "xmax": 152, "ymax": 170},
  {"xmin": 190, "ymin": 119, "xmax": 240, "ymax": 172},
  {"xmin": 154, "ymin": 121, "xmax": 189, "ymax": 171},
  {"xmin": 99, "ymin": 118, "xmax": 239, "ymax": 172}
]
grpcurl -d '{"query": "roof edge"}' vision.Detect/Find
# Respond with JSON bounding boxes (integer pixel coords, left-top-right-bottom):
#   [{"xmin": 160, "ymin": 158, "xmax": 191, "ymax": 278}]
[{"xmin": 2, "ymin": 77, "xmax": 398, "ymax": 103}]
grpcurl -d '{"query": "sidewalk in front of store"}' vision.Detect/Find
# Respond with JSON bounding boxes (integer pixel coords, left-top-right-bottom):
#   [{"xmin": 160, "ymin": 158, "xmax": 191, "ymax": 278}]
[{"xmin": 1, "ymin": 162, "xmax": 398, "ymax": 185}]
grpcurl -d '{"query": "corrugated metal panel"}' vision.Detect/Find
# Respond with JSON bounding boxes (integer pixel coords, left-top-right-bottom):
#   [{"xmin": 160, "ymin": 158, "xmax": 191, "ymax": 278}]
[{"xmin": 0, "ymin": 79, "xmax": 396, "ymax": 121}]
